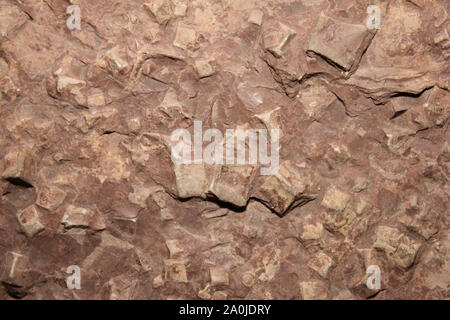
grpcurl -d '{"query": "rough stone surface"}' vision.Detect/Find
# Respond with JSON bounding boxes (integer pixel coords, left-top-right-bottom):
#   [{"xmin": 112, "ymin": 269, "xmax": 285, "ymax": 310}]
[
  {"xmin": 17, "ymin": 205, "xmax": 44, "ymax": 238},
  {"xmin": 0, "ymin": 0, "xmax": 448, "ymax": 300}
]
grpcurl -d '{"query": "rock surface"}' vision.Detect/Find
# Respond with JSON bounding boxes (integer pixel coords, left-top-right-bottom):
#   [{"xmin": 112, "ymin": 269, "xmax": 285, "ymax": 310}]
[{"xmin": 0, "ymin": 0, "xmax": 448, "ymax": 300}]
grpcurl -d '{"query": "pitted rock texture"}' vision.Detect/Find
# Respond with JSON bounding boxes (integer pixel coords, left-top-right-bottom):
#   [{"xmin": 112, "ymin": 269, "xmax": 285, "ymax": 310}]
[{"xmin": 0, "ymin": 0, "xmax": 449, "ymax": 300}]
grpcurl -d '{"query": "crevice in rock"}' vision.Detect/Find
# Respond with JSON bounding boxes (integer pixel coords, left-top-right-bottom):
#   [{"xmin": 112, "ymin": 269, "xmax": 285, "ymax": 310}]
[
  {"xmin": 391, "ymin": 86, "xmax": 434, "ymax": 99},
  {"xmin": 251, "ymin": 196, "xmax": 316, "ymax": 218},
  {"xmin": 306, "ymin": 51, "xmax": 348, "ymax": 73},
  {"xmin": 390, "ymin": 109, "xmax": 407, "ymax": 120},
  {"xmin": 2, "ymin": 282, "xmax": 27, "ymax": 299},
  {"xmin": 366, "ymin": 288, "xmax": 385, "ymax": 300},
  {"xmin": 177, "ymin": 194, "xmax": 248, "ymax": 213},
  {"xmin": 261, "ymin": 58, "xmax": 295, "ymax": 99},
  {"xmin": 5, "ymin": 178, "xmax": 34, "ymax": 189}
]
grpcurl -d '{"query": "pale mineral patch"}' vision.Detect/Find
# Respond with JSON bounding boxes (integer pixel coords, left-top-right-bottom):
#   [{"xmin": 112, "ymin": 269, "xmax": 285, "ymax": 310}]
[
  {"xmin": 17, "ymin": 205, "xmax": 45, "ymax": 238},
  {"xmin": 321, "ymin": 187, "xmax": 351, "ymax": 212},
  {"xmin": 164, "ymin": 259, "xmax": 188, "ymax": 282}
]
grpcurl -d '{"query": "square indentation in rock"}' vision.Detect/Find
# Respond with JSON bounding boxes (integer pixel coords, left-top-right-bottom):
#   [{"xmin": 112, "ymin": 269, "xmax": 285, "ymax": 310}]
[
  {"xmin": 0, "ymin": 2, "xmax": 28, "ymax": 39},
  {"xmin": 174, "ymin": 164, "xmax": 209, "ymax": 198},
  {"xmin": 321, "ymin": 187, "xmax": 351, "ymax": 212},
  {"xmin": 307, "ymin": 252, "xmax": 334, "ymax": 278},
  {"xmin": 1, "ymin": 252, "xmax": 31, "ymax": 288},
  {"xmin": 36, "ymin": 185, "xmax": 66, "ymax": 211},
  {"xmin": 299, "ymin": 281, "xmax": 328, "ymax": 300},
  {"xmin": 373, "ymin": 226, "xmax": 421, "ymax": 270},
  {"xmin": 210, "ymin": 267, "xmax": 229, "ymax": 286},
  {"xmin": 17, "ymin": 205, "xmax": 44, "ymax": 238},
  {"xmin": 1, "ymin": 147, "xmax": 32, "ymax": 183},
  {"xmin": 173, "ymin": 24, "xmax": 196, "ymax": 50},
  {"xmin": 144, "ymin": 0, "xmax": 173, "ymax": 25},
  {"xmin": 262, "ymin": 20, "xmax": 296, "ymax": 58},
  {"xmin": 257, "ymin": 161, "xmax": 314, "ymax": 215},
  {"xmin": 61, "ymin": 205, "xmax": 106, "ymax": 231},
  {"xmin": 209, "ymin": 165, "xmax": 257, "ymax": 207},
  {"xmin": 308, "ymin": 12, "xmax": 372, "ymax": 71},
  {"xmin": 164, "ymin": 259, "xmax": 188, "ymax": 282}
]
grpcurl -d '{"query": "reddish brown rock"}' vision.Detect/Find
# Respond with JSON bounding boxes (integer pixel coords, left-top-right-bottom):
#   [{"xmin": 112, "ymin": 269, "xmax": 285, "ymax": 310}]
[{"xmin": 0, "ymin": 0, "xmax": 448, "ymax": 300}]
